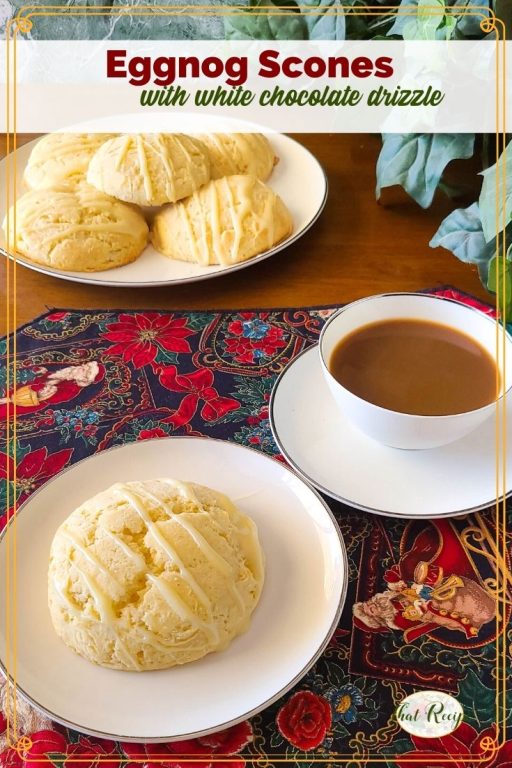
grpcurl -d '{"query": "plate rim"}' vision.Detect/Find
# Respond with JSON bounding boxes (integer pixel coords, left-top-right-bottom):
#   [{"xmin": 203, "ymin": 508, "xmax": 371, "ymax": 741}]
[
  {"xmin": 269, "ymin": 345, "xmax": 511, "ymax": 520},
  {"xmin": 0, "ymin": 436, "xmax": 348, "ymax": 743},
  {"xmin": 0, "ymin": 136, "xmax": 328, "ymax": 288}
]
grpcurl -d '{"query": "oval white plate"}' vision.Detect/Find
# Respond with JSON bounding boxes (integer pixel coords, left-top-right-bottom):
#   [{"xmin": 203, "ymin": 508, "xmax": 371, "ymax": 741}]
[
  {"xmin": 0, "ymin": 128, "xmax": 327, "ymax": 287},
  {"xmin": 0, "ymin": 437, "xmax": 347, "ymax": 742},
  {"xmin": 270, "ymin": 345, "xmax": 511, "ymax": 518}
]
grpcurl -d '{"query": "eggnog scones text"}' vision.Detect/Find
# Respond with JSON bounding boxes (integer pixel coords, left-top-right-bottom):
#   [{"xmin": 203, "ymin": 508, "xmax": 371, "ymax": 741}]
[{"xmin": 48, "ymin": 479, "xmax": 264, "ymax": 671}]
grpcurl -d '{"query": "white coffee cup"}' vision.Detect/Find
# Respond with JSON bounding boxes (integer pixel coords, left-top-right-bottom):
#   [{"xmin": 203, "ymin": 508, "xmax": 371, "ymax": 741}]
[{"xmin": 319, "ymin": 293, "xmax": 512, "ymax": 450}]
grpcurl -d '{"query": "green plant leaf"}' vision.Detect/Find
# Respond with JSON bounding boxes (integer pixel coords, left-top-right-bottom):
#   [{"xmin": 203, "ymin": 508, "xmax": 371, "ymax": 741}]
[
  {"xmin": 479, "ymin": 140, "xmax": 512, "ymax": 243},
  {"xmin": 225, "ymin": 0, "xmax": 344, "ymax": 39},
  {"xmin": 388, "ymin": 0, "xmax": 420, "ymax": 37},
  {"xmin": 487, "ymin": 255, "xmax": 512, "ymax": 321},
  {"xmin": 457, "ymin": 669, "xmax": 498, "ymax": 730},
  {"xmin": 376, "ymin": 133, "xmax": 475, "ymax": 209},
  {"xmin": 454, "ymin": 0, "xmax": 490, "ymax": 37},
  {"xmin": 388, "ymin": 0, "xmax": 454, "ymax": 40},
  {"xmin": 429, "ymin": 202, "xmax": 494, "ymax": 279},
  {"xmin": 225, "ymin": 0, "xmax": 308, "ymax": 39},
  {"xmin": 301, "ymin": 0, "xmax": 346, "ymax": 40},
  {"xmin": 414, "ymin": 0, "xmax": 448, "ymax": 40}
]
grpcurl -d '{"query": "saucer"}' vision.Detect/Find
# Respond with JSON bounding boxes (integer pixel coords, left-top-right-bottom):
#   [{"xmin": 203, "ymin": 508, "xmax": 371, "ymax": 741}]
[{"xmin": 270, "ymin": 345, "xmax": 511, "ymax": 518}]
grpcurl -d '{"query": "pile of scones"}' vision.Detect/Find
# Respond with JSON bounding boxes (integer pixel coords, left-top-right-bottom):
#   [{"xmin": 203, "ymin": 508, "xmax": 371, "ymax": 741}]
[{"xmin": 3, "ymin": 132, "xmax": 293, "ymax": 272}]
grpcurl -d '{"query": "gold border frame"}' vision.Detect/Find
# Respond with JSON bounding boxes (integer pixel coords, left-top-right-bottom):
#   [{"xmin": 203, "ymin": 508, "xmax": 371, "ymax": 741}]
[{"xmin": 2, "ymin": 4, "xmax": 508, "ymax": 764}]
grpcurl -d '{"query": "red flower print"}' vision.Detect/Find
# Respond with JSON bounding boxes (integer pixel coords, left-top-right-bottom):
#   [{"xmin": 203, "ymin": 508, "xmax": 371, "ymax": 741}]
[
  {"xmin": 1, "ymin": 732, "xmax": 121, "ymax": 768},
  {"xmin": 277, "ymin": 691, "xmax": 332, "ymax": 751},
  {"xmin": 225, "ymin": 313, "xmax": 287, "ymax": 365},
  {"xmin": 46, "ymin": 312, "xmax": 70, "ymax": 322},
  {"xmin": 159, "ymin": 366, "xmax": 240, "ymax": 428},
  {"xmin": 36, "ymin": 412, "xmax": 56, "ymax": 428},
  {"xmin": 103, "ymin": 313, "xmax": 194, "ymax": 369},
  {"xmin": 138, "ymin": 427, "xmax": 168, "ymax": 441},
  {"xmin": 23, "ymin": 729, "xmax": 68, "ymax": 767},
  {"xmin": 0, "ymin": 507, "xmax": 15, "ymax": 533},
  {"xmin": 247, "ymin": 405, "xmax": 269, "ymax": 427},
  {"xmin": 0, "ymin": 447, "xmax": 73, "ymax": 500},
  {"xmin": 433, "ymin": 290, "xmax": 496, "ymax": 318},
  {"xmin": 396, "ymin": 724, "xmax": 511, "ymax": 768},
  {"xmin": 122, "ymin": 721, "xmax": 252, "ymax": 768},
  {"xmin": 64, "ymin": 736, "xmax": 120, "ymax": 768},
  {"xmin": 0, "ymin": 747, "xmax": 23, "ymax": 768}
]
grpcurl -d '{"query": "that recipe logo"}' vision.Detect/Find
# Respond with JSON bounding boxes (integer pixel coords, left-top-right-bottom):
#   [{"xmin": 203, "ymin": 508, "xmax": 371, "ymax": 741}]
[{"xmin": 395, "ymin": 691, "xmax": 464, "ymax": 738}]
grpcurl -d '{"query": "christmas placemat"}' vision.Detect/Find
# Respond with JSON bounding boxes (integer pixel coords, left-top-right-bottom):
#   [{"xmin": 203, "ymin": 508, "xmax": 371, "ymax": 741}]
[{"xmin": 0, "ymin": 287, "xmax": 510, "ymax": 767}]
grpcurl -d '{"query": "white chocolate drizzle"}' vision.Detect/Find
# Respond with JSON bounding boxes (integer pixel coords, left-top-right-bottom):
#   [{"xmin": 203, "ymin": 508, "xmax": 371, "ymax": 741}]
[
  {"xmin": 112, "ymin": 134, "xmax": 206, "ymax": 205},
  {"xmin": 54, "ymin": 479, "xmax": 257, "ymax": 669},
  {"xmin": 102, "ymin": 528, "xmax": 146, "ymax": 570},
  {"xmin": 168, "ymin": 175, "xmax": 279, "ymax": 267},
  {"xmin": 118, "ymin": 485, "xmax": 214, "ymax": 614},
  {"xmin": 62, "ymin": 529, "xmax": 112, "ymax": 580}
]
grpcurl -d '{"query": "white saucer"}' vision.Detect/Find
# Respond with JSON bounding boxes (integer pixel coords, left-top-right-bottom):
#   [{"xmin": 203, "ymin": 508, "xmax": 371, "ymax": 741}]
[
  {"xmin": 0, "ymin": 437, "xmax": 347, "ymax": 742},
  {"xmin": 270, "ymin": 346, "xmax": 511, "ymax": 518}
]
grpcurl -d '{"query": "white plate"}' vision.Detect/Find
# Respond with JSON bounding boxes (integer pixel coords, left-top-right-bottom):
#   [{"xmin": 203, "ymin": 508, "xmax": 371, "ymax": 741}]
[
  {"xmin": 270, "ymin": 346, "xmax": 511, "ymax": 519},
  {"xmin": 0, "ymin": 437, "xmax": 347, "ymax": 742},
  {"xmin": 0, "ymin": 129, "xmax": 327, "ymax": 287}
]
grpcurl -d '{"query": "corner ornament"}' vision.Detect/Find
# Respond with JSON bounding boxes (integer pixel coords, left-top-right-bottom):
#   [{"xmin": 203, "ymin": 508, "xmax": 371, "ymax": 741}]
[
  {"xmin": 15, "ymin": 735, "xmax": 33, "ymax": 758},
  {"xmin": 479, "ymin": 734, "xmax": 499, "ymax": 761},
  {"xmin": 9, "ymin": 15, "xmax": 33, "ymax": 36},
  {"xmin": 480, "ymin": 15, "xmax": 497, "ymax": 34}
]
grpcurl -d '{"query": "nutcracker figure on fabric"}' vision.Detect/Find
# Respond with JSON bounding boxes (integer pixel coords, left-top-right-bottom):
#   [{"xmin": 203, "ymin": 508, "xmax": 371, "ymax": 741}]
[
  {"xmin": 353, "ymin": 519, "xmax": 496, "ymax": 642},
  {"xmin": 0, "ymin": 361, "xmax": 104, "ymax": 417}
]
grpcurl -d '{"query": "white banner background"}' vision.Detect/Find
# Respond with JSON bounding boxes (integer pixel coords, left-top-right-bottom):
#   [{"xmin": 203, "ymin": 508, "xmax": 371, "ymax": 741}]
[{"xmin": 1, "ymin": 40, "xmax": 508, "ymax": 133}]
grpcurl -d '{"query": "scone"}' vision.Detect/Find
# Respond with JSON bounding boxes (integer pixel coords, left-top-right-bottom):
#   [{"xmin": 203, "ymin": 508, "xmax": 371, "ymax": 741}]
[
  {"xmin": 24, "ymin": 133, "xmax": 115, "ymax": 190},
  {"xmin": 197, "ymin": 133, "xmax": 277, "ymax": 181},
  {"xmin": 151, "ymin": 175, "xmax": 293, "ymax": 266},
  {"xmin": 87, "ymin": 133, "xmax": 211, "ymax": 206},
  {"xmin": 3, "ymin": 184, "xmax": 148, "ymax": 272},
  {"xmin": 48, "ymin": 479, "xmax": 264, "ymax": 671}
]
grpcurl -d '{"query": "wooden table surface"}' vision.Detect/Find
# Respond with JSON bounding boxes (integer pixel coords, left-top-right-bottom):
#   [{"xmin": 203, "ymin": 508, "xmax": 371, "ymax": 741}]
[{"xmin": 0, "ymin": 133, "xmax": 490, "ymax": 337}]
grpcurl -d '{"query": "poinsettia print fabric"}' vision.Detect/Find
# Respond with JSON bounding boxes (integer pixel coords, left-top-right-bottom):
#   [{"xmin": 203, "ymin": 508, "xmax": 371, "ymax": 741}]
[{"xmin": 0, "ymin": 289, "xmax": 510, "ymax": 767}]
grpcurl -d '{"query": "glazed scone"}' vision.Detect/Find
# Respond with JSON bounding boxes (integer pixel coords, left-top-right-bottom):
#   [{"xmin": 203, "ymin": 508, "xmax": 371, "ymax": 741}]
[
  {"xmin": 3, "ymin": 184, "xmax": 148, "ymax": 272},
  {"xmin": 87, "ymin": 133, "xmax": 210, "ymax": 206},
  {"xmin": 48, "ymin": 479, "xmax": 264, "ymax": 671},
  {"xmin": 24, "ymin": 133, "xmax": 115, "ymax": 190},
  {"xmin": 197, "ymin": 133, "xmax": 277, "ymax": 181},
  {"xmin": 151, "ymin": 175, "xmax": 293, "ymax": 266}
]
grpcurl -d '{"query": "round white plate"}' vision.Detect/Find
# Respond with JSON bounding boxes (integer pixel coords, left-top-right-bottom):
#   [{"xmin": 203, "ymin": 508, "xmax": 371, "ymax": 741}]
[
  {"xmin": 0, "ymin": 128, "xmax": 327, "ymax": 287},
  {"xmin": 0, "ymin": 437, "xmax": 347, "ymax": 742},
  {"xmin": 270, "ymin": 345, "xmax": 511, "ymax": 519}
]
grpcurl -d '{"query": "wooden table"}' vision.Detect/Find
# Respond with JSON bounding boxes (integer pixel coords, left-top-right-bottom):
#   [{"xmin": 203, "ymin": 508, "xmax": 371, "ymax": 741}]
[{"xmin": 0, "ymin": 133, "xmax": 490, "ymax": 336}]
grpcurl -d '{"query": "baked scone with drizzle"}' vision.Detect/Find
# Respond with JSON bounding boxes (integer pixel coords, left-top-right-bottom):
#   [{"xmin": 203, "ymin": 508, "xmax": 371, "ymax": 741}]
[
  {"xmin": 48, "ymin": 479, "xmax": 264, "ymax": 671},
  {"xmin": 3, "ymin": 183, "xmax": 148, "ymax": 272},
  {"xmin": 197, "ymin": 133, "xmax": 277, "ymax": 181},
  {"xmin": 87, "ymin": 133, "xmax": 211, "ymax": 206},
  {"xmin": 24, "ymin": 133, "xmax": 115, "ymax": 190},
  {"xmin": 151, "ymin": 174, "xmax": 293, "ymax": 266}
]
